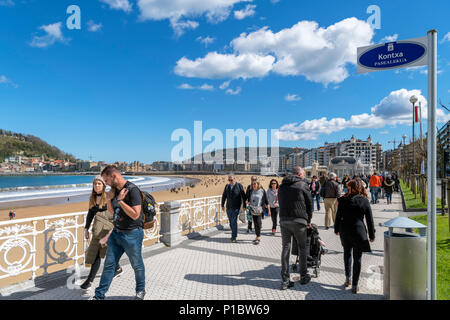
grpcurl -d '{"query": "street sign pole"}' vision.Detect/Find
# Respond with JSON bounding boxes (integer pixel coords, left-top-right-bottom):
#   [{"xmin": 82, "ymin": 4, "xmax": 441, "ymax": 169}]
[{"xmin": 426, "ymin": 29, "xmax": 437, "ymax": 300}]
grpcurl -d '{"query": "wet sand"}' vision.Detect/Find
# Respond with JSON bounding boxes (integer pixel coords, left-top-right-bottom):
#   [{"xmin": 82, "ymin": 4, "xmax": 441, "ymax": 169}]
[{"xmin": 0, "ymin": 175, "xmax": 279, "ymax": 222}]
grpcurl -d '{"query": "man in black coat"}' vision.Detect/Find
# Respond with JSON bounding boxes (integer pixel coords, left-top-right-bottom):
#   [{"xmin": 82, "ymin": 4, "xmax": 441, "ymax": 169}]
[
  {"xmin": 278, "ymin": 166, "xmax": 313, "ymax": 289},
  {"xmin": 221, "ymin": 175, "xmax": 246, "ymax": 243}
]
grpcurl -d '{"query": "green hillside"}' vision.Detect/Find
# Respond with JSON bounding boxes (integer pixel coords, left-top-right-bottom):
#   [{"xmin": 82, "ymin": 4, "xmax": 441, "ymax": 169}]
[{"xmin": 0, "ymin": 129, "xmax": 76, "ymax": 162}]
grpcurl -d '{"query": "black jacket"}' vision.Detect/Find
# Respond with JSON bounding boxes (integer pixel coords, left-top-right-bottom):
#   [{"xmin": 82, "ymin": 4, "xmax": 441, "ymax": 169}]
[
  {"xmin": 383, "ymin": 179, "xmax": 395, "ymax": 194},
  {"xmin": 320, "ymin": 179, "xmax": 339, "ymax": 198},
  {"xmin": 335, "ymin": 194, "xmax": 376, "ymax": 252},
  {"xmin": 309, "ymin": 180, "xmax": 320, "ymax": 195},
  {"xmin": 278, "ymin": 175, "xmax": 312, "ymax": 225},
  {"xmin": 221, "ymin": 182, "xmax": 246, "ymax": 210}
]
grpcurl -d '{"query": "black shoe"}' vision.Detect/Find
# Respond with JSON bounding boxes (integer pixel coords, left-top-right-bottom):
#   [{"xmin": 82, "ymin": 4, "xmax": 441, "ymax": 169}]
[
  {"xmin": 280, "ymin": 281, "xmax": 295, "ymax": 290},
  {"xmin": 114, "ymin": 266, "xmax": 123, "ymax": 278},
  {"xmin": 351, "ymin": 285, "xmax": 358, "ymax": 294},
  {"xmin": 135, "ymin": 291, "xmax": 146, "ymax": 300},
  {"xmin": 300, "ymin": 274, "xmax": 311, "ymax": 285},
  {"xmin": 344, "ymin": 277, "xmax": 351, "ymax": 287},
  {"xmin": 231, "ymin": 238, "xmax": 237, "ymax": 243},
  {"xmin": 325, "ymin": 227, "xmax": 329, "ymax": 230},
  {"xmin": 80, "ymin": 279, "xmax": 93, "ymax": 290}
]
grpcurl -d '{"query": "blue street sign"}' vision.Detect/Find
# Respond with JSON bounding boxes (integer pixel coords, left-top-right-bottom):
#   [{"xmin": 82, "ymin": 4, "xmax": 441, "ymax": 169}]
[{"xmin": 357, "ymin": 36, "xmax": 428, "ymax": 73}]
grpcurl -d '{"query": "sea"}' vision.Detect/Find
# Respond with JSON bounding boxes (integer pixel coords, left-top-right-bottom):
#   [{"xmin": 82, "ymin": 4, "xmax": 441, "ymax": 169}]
[{"xmin": 0, "ymin": 174, "xmax": 193, "ymax": 209}]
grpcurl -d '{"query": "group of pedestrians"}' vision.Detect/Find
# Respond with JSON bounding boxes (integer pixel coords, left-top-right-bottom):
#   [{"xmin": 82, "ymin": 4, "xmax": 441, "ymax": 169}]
[
  {"xmin": 368, "ymin": 171, "xmax": 398, "ymax": 205},
  {"xmin": 221, "ymin": 168, "xmax": 376, "ymax": 294}
]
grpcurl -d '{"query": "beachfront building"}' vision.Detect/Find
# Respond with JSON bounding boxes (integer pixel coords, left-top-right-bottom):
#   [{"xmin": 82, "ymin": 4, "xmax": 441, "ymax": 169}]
[
  {"xmin": 328, "ymin": 156, "xmax": 373, "ymax": 178},
  {"xmin": 338, "ymin": 136, "xmax": 378, "ymax": 169},
  {"xmin": 304, "ymin": 161, "xmax": 328, "ymax": 180}
]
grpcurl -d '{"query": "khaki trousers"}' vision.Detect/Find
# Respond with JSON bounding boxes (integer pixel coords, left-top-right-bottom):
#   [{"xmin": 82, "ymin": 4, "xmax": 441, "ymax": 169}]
[{"xmin": 324, "ymin": 198, "xmax": 338, "ymax": 228}]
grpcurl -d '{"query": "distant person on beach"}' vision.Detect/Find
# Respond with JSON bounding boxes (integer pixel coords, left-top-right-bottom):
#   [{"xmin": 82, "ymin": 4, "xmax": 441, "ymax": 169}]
[
  {"xmin": 92, "ymin": 165, "xmax": 145, "ymax": 300},
  {"xmin": 81, "ymin": 176, "xmax": 122, "ymax": 291},
  {"xmin": 9, "ymin": 210, "xmax": 16, "ymax": 220},
  {"xmin": 278, "ymin": 166, "xmax": 312, "ymax": 289},
  {"xmin": 221, "ymin": 175, "xmax": 246, "ymax": 243}
]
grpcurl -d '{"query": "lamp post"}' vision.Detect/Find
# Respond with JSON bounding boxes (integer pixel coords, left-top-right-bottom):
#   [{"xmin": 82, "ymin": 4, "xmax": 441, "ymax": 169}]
[
  {"xmin": 410, "ymin": 95, "xmax": 418, "ymax": 174},
  {"xmin": 410, "ymin": 95, "xmax": 419, "ymax": 198}
]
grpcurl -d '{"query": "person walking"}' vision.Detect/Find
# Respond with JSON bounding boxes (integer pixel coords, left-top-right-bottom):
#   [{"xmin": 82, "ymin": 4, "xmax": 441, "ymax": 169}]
[
  {"xmin": 248, "ymin": 179, "xmax": 269, "ymax": 245},
  {"xmin": 320, "ymin": 172, "xmax": 340, "ymax": 230},
  {"xmin": 278, "ymin": 166, "xmax": 313, "ymax": 289},
  {"xmin": 309, "ymin": 176, "xmax": 321, "ymax": 213},
  {"xmin": 245, "ymin": 176, "xmax": 258, "ymax": 233},
  {"xmin": 8, "ymin": 210, "xmax": 16, "ymax": 220},
  {"xmin": 383, "ymin": 175, "xmax": 395, "ymax": 205},
  {"xmin": 221, "ymin": 175, "xmax": 246, "ymax": 243},
  {"xmin": 267, "ymin": 179, "xmax": 280, "ymax": 235},
  {"xmin": 92, "ymin": 165, "xmax": 146, "ymax": 300},
  {"xmin": 80, "ymin": 176, "xmax": 122, "ymax": 291},
  {"xmin": 335, "ymin": 179, "xmax": 375, "ymax": 294},
  {"xmin": 369, "ymin": 172, "xmax": 382, "ymax": 204},
  {"xmin": 342, "ymin": 175, "xmax": 350, "ymax": 194}
]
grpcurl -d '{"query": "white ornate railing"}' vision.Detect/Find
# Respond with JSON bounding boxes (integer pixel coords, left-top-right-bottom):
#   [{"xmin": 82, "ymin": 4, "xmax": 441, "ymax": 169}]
[
  {"xmin": 178, "ymin": 196, "xmax": 226, "ymax": 235},
  {"xmin": 0, "ymin": 196, "xmax": 228, "ymax": 288},
  {"xmin": 0, "ymin": 203, "xmax": 163, "ymax": 287}
]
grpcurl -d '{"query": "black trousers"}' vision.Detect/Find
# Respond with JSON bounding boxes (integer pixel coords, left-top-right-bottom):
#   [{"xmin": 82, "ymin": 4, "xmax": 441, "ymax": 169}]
[
  {"xmin": 86, "ymin": 251, "xmax": 121, "ymax": 283},
  {"xmin": 280, "ymin": 221, "xmax": 308, "ymax": 280},
  {"xmin": 341, "ymin": 237, "xmax": 363, "ymax": 286},
  {"xmin": 252, "ymin": 215, "xmax": 262, "ymax": 237},
  {"xmin": 270, "ymin": 207, "xmax": 279, "ymax": 230},
  {"xmin": 248, "ymin": 209, "xmax": 265, "ymax": 230}
]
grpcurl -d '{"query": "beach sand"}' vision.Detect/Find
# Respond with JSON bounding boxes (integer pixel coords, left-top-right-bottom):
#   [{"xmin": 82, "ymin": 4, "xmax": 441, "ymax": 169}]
[{"xmin": 0, "ymin": 175, "xmax": 280, "ymax": 222}]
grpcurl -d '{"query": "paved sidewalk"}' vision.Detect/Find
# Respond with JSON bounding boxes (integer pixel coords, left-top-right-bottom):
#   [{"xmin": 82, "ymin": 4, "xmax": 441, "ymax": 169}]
[{"xmin": 11, "ymin": 193, "xmax": 402, "ymax": 300}]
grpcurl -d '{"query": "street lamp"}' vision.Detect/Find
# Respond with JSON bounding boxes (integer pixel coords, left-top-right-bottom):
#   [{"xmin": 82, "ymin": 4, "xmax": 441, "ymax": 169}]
[{"xmin": 410, "ymin": 95, "xmax": 418, "ymax": 174}]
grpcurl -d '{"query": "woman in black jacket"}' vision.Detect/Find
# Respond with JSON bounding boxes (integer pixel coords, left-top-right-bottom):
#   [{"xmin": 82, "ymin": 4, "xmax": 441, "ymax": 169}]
[{"xmin": 335, "ymin": 178, "xmax": 375, "ymax": 294}]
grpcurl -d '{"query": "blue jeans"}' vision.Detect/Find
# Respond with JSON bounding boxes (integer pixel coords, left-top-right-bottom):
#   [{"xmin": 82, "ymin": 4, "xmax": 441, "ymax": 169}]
[
  {"xmin": 386, "ymin": 193, "xmax": 392, "ymax": 202},
  {"xmin": 370, "ymin": 187, "xmax": 379, "ymax": 203},
  {"xmin": 226, "ymin": 208, "xmax": 239, "ymax": 239},
  {"xmin": 311, "ymin": 193, "xmax": 320, "ymax": 211},
  {"xmin": 94, "ymin": 228, "xmax": 145, "ymax": 299}
]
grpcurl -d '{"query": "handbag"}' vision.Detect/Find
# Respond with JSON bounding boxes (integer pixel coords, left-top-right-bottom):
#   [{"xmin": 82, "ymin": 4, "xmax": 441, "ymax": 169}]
[
  {"xmin": 249, "ymin": 205, "xmax": 263, "ymax": 216},
  {"xmin": 238, "ymin": 209, "xmax": 246, "ymax": 223}
]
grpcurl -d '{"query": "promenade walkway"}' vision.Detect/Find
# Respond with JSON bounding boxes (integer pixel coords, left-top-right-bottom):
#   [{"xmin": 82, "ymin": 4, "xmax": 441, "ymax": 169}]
[{"xmin": 5, "ymin": 193, "xmax": 403, "ymax": 300}]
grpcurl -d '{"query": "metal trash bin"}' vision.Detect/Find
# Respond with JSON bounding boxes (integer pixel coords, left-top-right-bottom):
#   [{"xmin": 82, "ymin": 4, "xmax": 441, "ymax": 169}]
[{"xmin": 383, "ymin": 217, "xmax": 427, "ymax": 300}]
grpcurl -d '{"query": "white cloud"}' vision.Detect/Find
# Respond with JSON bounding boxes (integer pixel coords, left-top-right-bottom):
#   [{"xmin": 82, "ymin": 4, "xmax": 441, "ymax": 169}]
[
  {"xmin": 0, "ymin": 0, "xmax": 14, "ymax": 6},
  {"xmin": 276, "ymin": 88, "xmax": 450, "ymax": 141},
  {"xmin": 440, "ymin": 32, "xmax": 450, "ymax": 44},
  {"xmin": 175, "ymin": 52, "xmax": 275, "ymax": 79},
  {"xmin": 226, "ymin": 87, "xmax": 241, "ymax": 95},
  {"xmin": 196, "ymin": 36, "xmax": 215, "ymax": 47},
  {"xmin": 380, "ymin": 34, "xmax": 398, "ymax": 42},
  {"xmin": 285, "ymin": 93, "xmax": 301, "ymax": 102},
  {"xmin": 175, "ymin": 17, "xmax": 374, "ymax": 85},
  {"xmin": 380, "ymin": 130, "xmax": 389, "ymax": 134},
  {"xmin": 137, "ymin": 0, "xmax": 253, "ymax": 35},
  {"xmin": 170, "ymin": 19, "xmax": 199, "ymax": 37},
  {"xmin": 0, "ymin": 75, "xmax": 18, "ymax": 88},
  {"xmin": 87, "ymin": 20, "xmax": 103, "ymax": 32},
  {"xmin": 219, "ymin": 80, "xmax": 231, "ymax": 90},
  {"xmin": 100, "ymin": 0, "xmax": 132, "ymax": 12},
  {"xmin": 29, "ymin": 22, "xmax": 69, "ymax": 48},
  {"xmin": 177, "ymin": 83, "xmax": 214, "ymax": 91},
  {"xmin": 234, "ymin": 4, "xmax": 256, "ymax": 20}
]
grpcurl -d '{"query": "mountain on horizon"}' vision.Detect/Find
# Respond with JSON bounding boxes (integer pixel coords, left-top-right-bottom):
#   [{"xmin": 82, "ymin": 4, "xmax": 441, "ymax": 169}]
[{"xmin": 0, "ymin": 129, "xmax": 77, "ymax": 162}]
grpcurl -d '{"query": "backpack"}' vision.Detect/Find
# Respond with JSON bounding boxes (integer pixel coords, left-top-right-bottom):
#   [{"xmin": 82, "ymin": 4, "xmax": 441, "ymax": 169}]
[{"xmin": 140, "ymin": 191, "xmax": 157, "ymax": 229}]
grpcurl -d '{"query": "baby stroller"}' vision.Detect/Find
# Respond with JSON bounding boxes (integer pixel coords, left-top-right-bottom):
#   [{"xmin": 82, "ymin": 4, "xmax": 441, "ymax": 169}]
[{"xmin": 291, "ymin": 223, "xmax": 327, "ymax": 278}]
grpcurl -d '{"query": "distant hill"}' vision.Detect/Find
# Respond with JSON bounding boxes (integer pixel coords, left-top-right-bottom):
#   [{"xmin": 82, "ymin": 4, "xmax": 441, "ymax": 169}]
[
  {"xmin": 0, "ymin": 129, "xmax": 77, "ymax": 162},
  {"xmin": 190, "ymin": 147, "xmax": 306, "ymax": 162}
]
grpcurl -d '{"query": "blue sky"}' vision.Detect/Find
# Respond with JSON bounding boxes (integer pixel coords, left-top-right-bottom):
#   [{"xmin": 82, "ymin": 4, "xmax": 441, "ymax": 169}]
[{"xmin": 1, "ymin": 0, "xmax": 449, "ymax": 163}]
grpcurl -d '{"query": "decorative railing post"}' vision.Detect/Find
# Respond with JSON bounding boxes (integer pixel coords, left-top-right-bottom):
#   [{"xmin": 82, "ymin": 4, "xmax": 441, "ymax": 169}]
[{"xmin": 160, "ymin": 201, "xmax": 183, "ymax": 247}]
